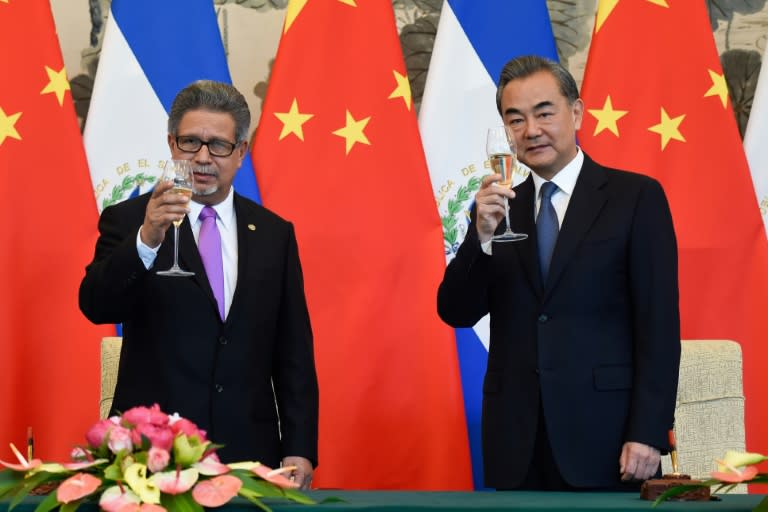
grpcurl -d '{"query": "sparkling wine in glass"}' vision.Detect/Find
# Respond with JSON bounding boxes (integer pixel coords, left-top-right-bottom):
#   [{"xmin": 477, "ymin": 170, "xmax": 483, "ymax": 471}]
[
  {"xmin": 157, "ymin": 160, "xmax": 195, "ymax": 276},
  {"xmin": 486, "ymin": 126, "xmax": 527, "ymax": 242}
]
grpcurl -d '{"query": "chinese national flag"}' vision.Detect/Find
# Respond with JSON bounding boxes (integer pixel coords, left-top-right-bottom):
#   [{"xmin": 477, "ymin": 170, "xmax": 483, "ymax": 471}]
[
  {"xmin": 252, "ymin": 1, "xmax": 472, "ymax": 489},
  {"xmin": 0, "ymin": 1, "xmax": 112, "ymax": 460},
  {"xmin": 579, "ymin": 1, "xmax": 768, "ymax": 469}
]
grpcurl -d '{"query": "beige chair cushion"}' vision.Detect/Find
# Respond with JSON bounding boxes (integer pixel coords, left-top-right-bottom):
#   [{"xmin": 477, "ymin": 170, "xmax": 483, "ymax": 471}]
[
  {"xmin": 100, "ymin": 337, "xmax": 122, "ymax": 420},
  {"xmin": 660, "ymin": 340, "xmax": 745, "ymax": 492}
]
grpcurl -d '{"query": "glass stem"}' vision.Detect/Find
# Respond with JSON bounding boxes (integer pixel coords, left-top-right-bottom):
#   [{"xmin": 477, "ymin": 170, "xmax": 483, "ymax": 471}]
[
  {"xmin": 504, "ymin": 199, "xmax": 512, "ymax": 233},
  {"xmin": 172, "ymin": 225, "xmax": 180, "ymax": 268}
]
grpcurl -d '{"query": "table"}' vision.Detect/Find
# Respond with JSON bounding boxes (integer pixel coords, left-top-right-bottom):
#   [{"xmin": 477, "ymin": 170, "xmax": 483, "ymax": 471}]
[{"xmin": 2, "ymin": 491, "xmax": 764, "ymax": 512}]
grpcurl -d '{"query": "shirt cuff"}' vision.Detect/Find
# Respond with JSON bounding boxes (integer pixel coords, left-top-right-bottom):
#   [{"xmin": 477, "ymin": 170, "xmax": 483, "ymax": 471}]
[
  {"xmin": 136, "ymin": 227, "xmax": 160, "ymax": 269},
  {"xmin": 481, "ymin": 239, "xmax": 493, "ymax": 255}
]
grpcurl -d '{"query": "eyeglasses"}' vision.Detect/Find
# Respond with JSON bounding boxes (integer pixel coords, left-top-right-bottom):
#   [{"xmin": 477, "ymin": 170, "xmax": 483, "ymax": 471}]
[{"xmin": 175, "ymin": 135, "xmax": 239, "ymax": 157}]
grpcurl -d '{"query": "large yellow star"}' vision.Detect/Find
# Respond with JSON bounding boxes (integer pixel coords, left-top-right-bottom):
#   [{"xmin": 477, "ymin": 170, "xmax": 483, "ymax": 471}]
[
  {"xmin": 648, "ymin": 107, "xmax": 686, "ymax": 150},
  {"xmin": 332, "ymin": 110, "xmax": 371, "ymax": 155},
  {"xmin": 595, "ymin": 0, "xmax": 668, "ymax": 33},
  {"xmin": 587, "ymin": 95, "xmax": 628, "ymax": 137},
  {"xmin": 284, "ymin": 0, "xmax": 355, "ymax": 33},
  {"xmin": 704, "ymin": 69, "xmax": 729, "ymax": 108},
  {"xmin": 40, "ymin": 65, "xmax": 70, "ymax": 106},
  {"xmin": 274, "ymin": 98, "xmax": 314, "ymax": 141},
  {"xmin": 388, "ymin": 70, "xmax": 412, "ymax": 110},
  {"xmin": 0, "ymin": 106, "xmax": 22, "ymax": 146}
]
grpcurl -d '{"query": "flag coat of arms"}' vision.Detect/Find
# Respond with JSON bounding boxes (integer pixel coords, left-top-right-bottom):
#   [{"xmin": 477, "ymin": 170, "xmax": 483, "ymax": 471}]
[
  {"xmin": 253, "ymin": 0, "xmax": 472, "ymax": 490},
  {"xmin": 579, "ymin": 0, "xmax": 768, "ymax": 463}
]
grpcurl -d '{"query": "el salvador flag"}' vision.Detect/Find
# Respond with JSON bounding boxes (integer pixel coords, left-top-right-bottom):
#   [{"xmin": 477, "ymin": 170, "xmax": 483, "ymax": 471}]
[
  {"xmin": 418, "ymin": 0, "xmax": 558, "ymax": 488},
  {"xmin": 84, "ymin": 0, "xmax": 261, "ymax": 214}
]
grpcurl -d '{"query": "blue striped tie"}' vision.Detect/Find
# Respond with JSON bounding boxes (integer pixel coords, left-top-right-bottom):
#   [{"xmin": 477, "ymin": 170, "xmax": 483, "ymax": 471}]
[{"xmin": 537, "ymin": 182, "xmax": 559, "ymax": 282}]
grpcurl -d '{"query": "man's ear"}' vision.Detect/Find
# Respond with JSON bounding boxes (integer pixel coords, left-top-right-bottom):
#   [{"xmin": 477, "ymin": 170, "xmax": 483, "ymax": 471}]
[{"xmin": 572, "ymin": 98, "xmax": 584, "ymax": 130}]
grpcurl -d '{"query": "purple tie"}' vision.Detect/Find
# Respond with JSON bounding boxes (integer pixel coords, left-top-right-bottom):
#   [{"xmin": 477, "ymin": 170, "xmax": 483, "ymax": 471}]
[{"xmin": 198, "ymin": 206, "xmax": 225, "ymax": 320}]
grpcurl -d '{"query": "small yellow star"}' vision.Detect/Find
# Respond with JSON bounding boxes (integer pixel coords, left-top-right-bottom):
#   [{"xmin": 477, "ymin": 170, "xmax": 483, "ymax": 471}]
[
  {"xmin": 646, "ymin": 0, "xmax": 669, "ymax": 6},
  {"xmin": 332, "ymin": 110, "xmax": 371, "ymax": 155},
  {"xmin": 40, "ymin": 65, "xmax": 70, "ymax": 106},
  {"xmin": 388, "ymin": 70, "xmax": 412, "ymax": 110},
  {"xmin": 587, "ymin": 95, "xmax": 628, "ymax": 137},
  {"xmin": 274, "ymin": 98, "xmax": 314, "ymax": 141},
  {"xmin": 0, "ymin": 106, "xmax": 22, "ymax": 146},
  {"xmin": 704, "ymin": 69, "xmax": 729, "ymax": 108},
  {"xmin": 283, "ymin": 0, "xmax": 308, "ymax": 34},
  {"xmin": 648, "ymin": 107, "xmax": 686, "ymax": 151},
  {"xmin": 337, "ymin": 0, "xmax": 357, "ymax": 5}
]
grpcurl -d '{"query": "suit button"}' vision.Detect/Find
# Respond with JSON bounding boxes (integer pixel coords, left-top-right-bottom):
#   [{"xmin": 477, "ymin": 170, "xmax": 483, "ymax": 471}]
[
  {"xmin": 538, "ymin": 314, "xmax": 549, "ymax": 323},
  {"xmin": 215, "ymin": 384, "xmax": 224, "ymax": 393},
  {"xmin": 218, "ymin": 336, "xmax": 228, "ymax": 345}
]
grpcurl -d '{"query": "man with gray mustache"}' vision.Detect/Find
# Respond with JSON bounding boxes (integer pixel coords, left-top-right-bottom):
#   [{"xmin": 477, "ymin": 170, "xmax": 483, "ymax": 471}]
[{"xmin": 79, "ymin": 80, "xmax": 319, "ymax": 488}]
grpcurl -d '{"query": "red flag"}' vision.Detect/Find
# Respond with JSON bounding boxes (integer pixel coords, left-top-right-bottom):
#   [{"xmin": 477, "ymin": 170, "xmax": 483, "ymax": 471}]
[
  {"xmin": 579, "ymin": 1, "xmax": 768, "ymax": 465},
  {"xmin": 0, "ymin": 1, "xmax": 112, "ymax": 460},
  {"xmin": 252, "ymin": 1, "xmax": 471, "ymax": 489}
]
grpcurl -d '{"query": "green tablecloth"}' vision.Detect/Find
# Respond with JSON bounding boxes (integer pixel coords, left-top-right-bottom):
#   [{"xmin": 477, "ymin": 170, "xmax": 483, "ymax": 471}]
[{"xmin": 2, "ymin": 491, "xmax": 764, "ymax": 512}]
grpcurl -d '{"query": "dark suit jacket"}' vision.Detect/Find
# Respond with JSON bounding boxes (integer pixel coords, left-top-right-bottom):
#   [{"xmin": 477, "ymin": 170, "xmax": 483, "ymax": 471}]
[
  {"xmin": 438, "ymin": 153, "xmax": 680, "ymax": 488},
  {"xmin": 80, "ymin": 191, "xmax": 318, "ymax": 466}
]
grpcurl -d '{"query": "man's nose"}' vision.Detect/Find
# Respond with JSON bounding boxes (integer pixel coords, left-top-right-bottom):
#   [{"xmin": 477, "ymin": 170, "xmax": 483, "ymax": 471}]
[
  {"xmin": 194, "ymin": 143, "xmax": 213, "ymax": 163},
  {"xmin": 525, "ymin": 119, "xmax": 542, "ymax": 138}
]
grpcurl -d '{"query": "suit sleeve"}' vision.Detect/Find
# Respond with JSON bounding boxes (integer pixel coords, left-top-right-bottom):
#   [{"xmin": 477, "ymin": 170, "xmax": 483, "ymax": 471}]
[
  {"xmin": 79, "ymin": 203, "xmax": 150, "ymax": 324},
  {"xmin": 271, "ymin": 223, "xmax": 319, "ymax": 466},
  {"xmin": 626, "ymin": 178, "xmax": 681, "ymax": 451},
  {"xmin": 437, "ymin": 213, "xmax": 495, "ymax": 327}
]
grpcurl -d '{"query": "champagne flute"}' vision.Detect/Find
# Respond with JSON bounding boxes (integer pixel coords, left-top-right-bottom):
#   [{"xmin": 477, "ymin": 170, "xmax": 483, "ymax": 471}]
[
  {"xmin": 486, "ymin": 126, "xmax": 528, "ymax": 242},
  {"xmin": 156, "ymin": 160, "xmax": 195, "ymax": 276}
]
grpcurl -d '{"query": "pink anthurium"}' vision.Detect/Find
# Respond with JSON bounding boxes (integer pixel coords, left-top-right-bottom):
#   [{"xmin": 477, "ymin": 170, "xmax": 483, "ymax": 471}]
[
  {"xmin": 56, "ymin": 473, "xmax": 102, "ymax": 503},
  {"xmin": 99, "ymin": 485, "xmax": 141, "ymax": 512},
  {"xmin": 191, "ymin": 475, "xmax": 242, "ymax": 507},
  {"xmin": 0, "ymin": 443, "xmax": 42, "ymax": 471},
  {"xmin": 252, "ymin": 463, "xmax": 299, "ymax": 489},
  {"xmin": 148, "ymin": 468, "xmax": 199, "ymax": 495},
  {"xmin": 194, "ymin": 454, "xmax": 231, "ymax": 476},
  {"xmin": 711, "ymin": 462, "xmax": 760, "ymax": 483},
  {"xmin": 62, "ymin": 459, "xmax": 109, "ymax": 471}
]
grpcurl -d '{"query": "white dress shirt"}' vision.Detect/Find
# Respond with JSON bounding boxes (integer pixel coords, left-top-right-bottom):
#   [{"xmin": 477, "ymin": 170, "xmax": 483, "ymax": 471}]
[{"xmin": 137, "ymin": 187, "xmax": 239, "ymax": 318}]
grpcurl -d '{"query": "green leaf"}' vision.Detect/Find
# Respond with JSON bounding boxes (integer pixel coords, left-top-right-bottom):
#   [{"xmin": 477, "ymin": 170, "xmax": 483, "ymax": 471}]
[
  {"xmin": 238, "ymin": 477, "xmax": 284, "ymax": 499},
  {"xmin": 652, "ymin": 483, "xmax": 711, "ymax": 507},
  {"xmin": 160, "ymin": 492, "xmax": 204, "ymax": 512},
  {"xmin": 238, "ymin": 491, "xmax": 272, "ymax": 512},
  {"xmin": 282, "ymin": 488, "xmax": 315, "ymax": 505},
  {"xmin": 754, "ymin": 495, "xmax": 768, "ymax": 512},
  {"xmin": 0, "ymin": 470, "xmax": 24, "ymax": 499},
  {"xmin": 32, "ymin": 490, "xmax": 62, "ymax": 512},
  {"xmin": 318, "ymin": 496, "xmax": 347, "ymax": 504},
  {"xmin": 9, "ymin": 472, "xmax": 54, "ymax": 510},
  {"xmin": 60, "ymin": 501, "xmax": 81, "ymax": 512}
]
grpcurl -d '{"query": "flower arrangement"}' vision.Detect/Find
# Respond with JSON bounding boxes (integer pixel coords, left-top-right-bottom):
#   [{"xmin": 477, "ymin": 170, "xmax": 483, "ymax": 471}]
[
  {"xmin": 0, "ymin": 405, "xmax": 314, "ymax": 512},
  {"xmin": 654, "ymin": 450, "xmax": 768, "ymax": 509}
]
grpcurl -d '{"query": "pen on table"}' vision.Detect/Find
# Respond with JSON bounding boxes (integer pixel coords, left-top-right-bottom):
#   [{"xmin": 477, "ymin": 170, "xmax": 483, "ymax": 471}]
[
  {"xmin": 27, "ymin": 427, "xmax": 33, "ymax": 461},
  {"xmin": 668, "ymin": 428, "xmax": 680, "ymax": 475}
]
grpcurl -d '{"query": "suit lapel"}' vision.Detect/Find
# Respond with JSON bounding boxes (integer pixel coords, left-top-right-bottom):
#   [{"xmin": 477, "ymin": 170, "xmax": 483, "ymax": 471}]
[
  {"xmin": 507, "ymin": 176, "xmax": 541, "ymax": 296},
  {"xmin": 544, "ymin": 156, "xmax": 608, "ymax": 296}
]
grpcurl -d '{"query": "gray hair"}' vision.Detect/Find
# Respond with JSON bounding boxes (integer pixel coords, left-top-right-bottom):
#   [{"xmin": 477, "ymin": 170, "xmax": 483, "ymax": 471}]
[
  {"xmin": 168, "ymin": 80, "xmax": 251, "ymax": 142},
  {"xmin": 496, "ymin": 55, "xmax": 579, "ymax": 114}
]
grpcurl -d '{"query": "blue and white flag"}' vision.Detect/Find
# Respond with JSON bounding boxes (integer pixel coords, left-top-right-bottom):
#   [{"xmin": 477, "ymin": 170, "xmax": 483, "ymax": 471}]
[
  {"xmin": 418, "ymin": 0, "xmax": 558, "ymax": 488},
  {"xmin": 84, "ymin": 0, "xmax": 261, "ymax": 213}
]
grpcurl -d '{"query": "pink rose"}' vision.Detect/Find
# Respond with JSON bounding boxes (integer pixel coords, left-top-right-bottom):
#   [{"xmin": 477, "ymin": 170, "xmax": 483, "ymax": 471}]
[
  {"xmin": 131, "ymin": 423, "xmax": 174, "ymax": 451},
  {"xmin": 86, "ymin": 419, "xmax": 116, "ymax": 448},
  {"xmin": 147, "ymin": 447, "xmax": 170, "ymax": 473},
  {"xmin": 122, "ymin": 404, "xmax": 169, "ymax": 427},
  {"xmin": 170, "ymin": 418, "xmax": 207, "ymax": 442},
  {"xmin": 107, "ymin": 425, "xmax": 133, "ymax": 454}
]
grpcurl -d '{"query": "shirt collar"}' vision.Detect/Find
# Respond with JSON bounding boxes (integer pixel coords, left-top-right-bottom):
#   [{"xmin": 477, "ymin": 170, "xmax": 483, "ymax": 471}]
[
  {"xmin": 188, "ymin": 187, "xmax": 235, "ymax": 228},
  {"xmin": 531, "ymin": 147, "xmax": 583, "ymax": 198}
]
